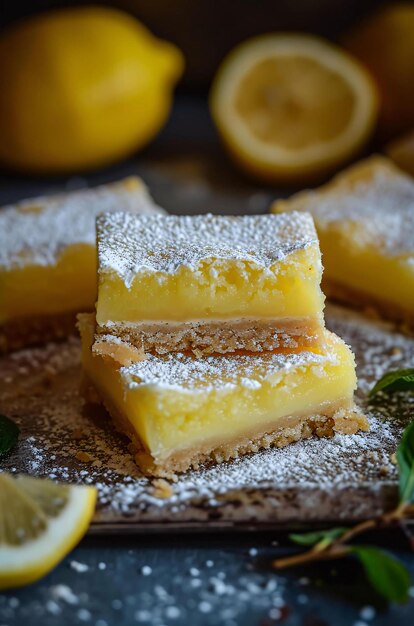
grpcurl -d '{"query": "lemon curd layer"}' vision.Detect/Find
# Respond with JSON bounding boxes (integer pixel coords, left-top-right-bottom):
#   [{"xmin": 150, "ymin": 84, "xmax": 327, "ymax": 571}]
[
  {"xmin": 273, "ymin": 156, "xmax": 414, "ymax": 325},
  {"xmin": 79, "ymin": 314, "xmax": 365, "ymax": 476},
  {"xmin": 0, "ymin": 177, "xmax": 163, "ymax": 350},
  {"xmin": 95, "ymin": 212, "xmax": 325, "ymax": 353}
]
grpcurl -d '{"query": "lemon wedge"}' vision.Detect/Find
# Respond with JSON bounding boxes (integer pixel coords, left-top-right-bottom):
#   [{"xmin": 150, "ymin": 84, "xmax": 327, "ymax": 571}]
[
  {"xmin": 210, "ymin": 34, "xmax": 378, "ymax": 184},
  {"xmin": 0, "ymin": 473, "xmax": 96, "ymax": 590}
]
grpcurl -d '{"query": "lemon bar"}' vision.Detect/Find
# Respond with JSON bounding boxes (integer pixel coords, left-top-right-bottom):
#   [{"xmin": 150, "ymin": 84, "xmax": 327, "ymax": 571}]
[
  {"xmin": 0, "ymin": 177, "xmax": 163, "ymax": 352},
  {"xmin": 273, "ymin": 156, "xmax": 414, "ymax": 328},
  {"xmin": 95, "ymin": 212, "xmax": 325, "ymax": 355},
  {"xmin": 79, "ymin": 313, "xmax": 366, "ymax": 476}
]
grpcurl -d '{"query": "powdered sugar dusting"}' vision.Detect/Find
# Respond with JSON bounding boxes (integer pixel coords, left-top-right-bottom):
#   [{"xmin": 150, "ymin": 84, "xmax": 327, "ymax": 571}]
[
  {"xmin": 97, "ymin": 212, "xmax": 318, "ymax": 286},
  {"xmin": 0, "ymin": 177, "xmax": 163, "ymax": 270},
  {"xmin": 121, "ymin": 331, "xmax": 342, "ymax": 392},
  {"xmin": 1, "ymin": 305, "xmax": 413, "ymax": 526},
  {"xmin": 276, "ymin": 156, "xmax": 414, "ymax": 256}
]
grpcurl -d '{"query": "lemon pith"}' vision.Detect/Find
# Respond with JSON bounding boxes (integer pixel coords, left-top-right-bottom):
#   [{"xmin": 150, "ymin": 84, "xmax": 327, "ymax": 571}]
[
  {"xmin": 210, "ymin": 34, "xmax": 378, "ymax": 184},
  {"xmin": 0, "ymin": 7, "xmax": 184, "ymax": 174},
  {"xmin": 0, "ymin": 474, "xmax": 96, "ymax": 590}
]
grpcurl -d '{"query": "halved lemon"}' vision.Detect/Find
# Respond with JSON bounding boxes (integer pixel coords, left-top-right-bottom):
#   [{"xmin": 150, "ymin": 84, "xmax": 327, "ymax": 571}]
[
  {"xmin": 210, "ymin": 34, "xmax": 379, "ymax": 184},
  {"xmin": 0, "ymin": 473, "xmax": 96, "ymax": 590}
]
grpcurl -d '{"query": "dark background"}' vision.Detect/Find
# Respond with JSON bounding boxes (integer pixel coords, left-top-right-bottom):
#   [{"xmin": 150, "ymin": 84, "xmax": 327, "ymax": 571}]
[
  {"xmin": 0, "ymin": 0, "xmax": 395, "ymax": 208},
  {"xmin": 0, "ymin": 0, "xmax": 387, "ymax": 90}
]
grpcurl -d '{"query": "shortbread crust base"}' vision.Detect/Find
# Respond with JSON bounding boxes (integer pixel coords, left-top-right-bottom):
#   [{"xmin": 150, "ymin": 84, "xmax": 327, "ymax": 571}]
[
  {"xmin": 0, "ymin": 312, "xmax": 78, "ymax": 353},
  {"xmin": 84, "ymin": 380, "xmax": 368, "ymax": 477},
  {"xmin": 95, "ymin": 317, "xmax": 324, "ymax": 357},
  {"xmin": 323, "ymin": 279, "xmax": 414, "ymax": 332}
]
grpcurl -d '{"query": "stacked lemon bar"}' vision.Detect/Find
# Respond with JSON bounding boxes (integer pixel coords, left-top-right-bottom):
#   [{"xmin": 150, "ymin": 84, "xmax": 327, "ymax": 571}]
[
  {"xmin": 79, "ymin": 211, "xmax": 367, "ymax": 476},
  {"xmin": 0, "ymin": 177, "xmax": 163, "ymax": 352}
]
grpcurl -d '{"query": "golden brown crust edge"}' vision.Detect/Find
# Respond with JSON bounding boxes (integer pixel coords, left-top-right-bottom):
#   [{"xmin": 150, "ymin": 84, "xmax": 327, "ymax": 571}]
[{"xmin": 95, "ymin": 317, "xmax": 325, "ymax": 357}]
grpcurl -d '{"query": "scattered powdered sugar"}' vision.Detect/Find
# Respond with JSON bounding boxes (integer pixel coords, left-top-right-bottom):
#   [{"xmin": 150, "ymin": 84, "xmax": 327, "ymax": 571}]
[
  {"xmin": 0, "ymin": 558, "xmax": 290, "ymax": 626},
  {"xmin": 97, "ymin": 212, "xmax": 318, "ymax": 286},
  {"xmin": 70, "ymin": 561, "xmax": 89, "ymax": 573},
  {"xmin": 276, "ymin": 156, "xmax": 414, "ymax": 256},
  {"xmin": 0, "ymin": 177, "xmax": 163, "ymax": 270},
  {"xmin": 50, "ymin": 584, "xmax": 79, "ymax": 605},
  {"xmin": 1, "ymin": 305, "xmax": 413, "ymax": 527},
  {"xmin": 122, "ymin": 332, "xmax": 341, "ymax": 392}
]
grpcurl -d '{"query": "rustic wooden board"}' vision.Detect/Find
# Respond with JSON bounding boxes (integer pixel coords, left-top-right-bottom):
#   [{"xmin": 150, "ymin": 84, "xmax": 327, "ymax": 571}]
[{"xmin": 1, "ymin": 305, "xmax": 413, "ymax": 532}]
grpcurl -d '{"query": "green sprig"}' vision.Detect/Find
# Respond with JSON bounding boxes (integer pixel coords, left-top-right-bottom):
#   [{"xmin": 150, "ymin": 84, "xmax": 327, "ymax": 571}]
[
  {"xmin": 351, "ymin": 546, "xmax": 410, "ymax": 604},
  {"xmin": 369, "ymin": 368, "xmax": 414, "ymax": 398},
  {"xmin": 274, "ymin": 369, "xmax": 414, "ymax": 604}
]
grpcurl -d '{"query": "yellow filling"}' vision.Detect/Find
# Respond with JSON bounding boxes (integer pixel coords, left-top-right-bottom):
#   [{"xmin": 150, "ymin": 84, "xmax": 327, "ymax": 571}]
[
  {"xmin": 79, "ymin": 316, "xmax": 356, "ymax": 462},
  {"xmin": 272, "ymin": 157, "xmax": 414, "ymax": 316},
  {"xmin": 0, "ymin": 244, "xmax": 97, "ymax": 323},
  {"xmin": 96, "ymin": 245, "xmax": 324, "ymax": 324},
  {"xmin": 319, "ymin": 227, "xmax": 414, "ymax": 313}
]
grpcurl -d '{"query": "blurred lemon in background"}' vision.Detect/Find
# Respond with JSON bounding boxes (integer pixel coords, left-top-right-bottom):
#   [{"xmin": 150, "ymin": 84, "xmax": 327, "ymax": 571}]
[
  {"xmin": 387, "ymin": 130, "xmax": 414, "ymax": 177},
  {"xmin": 210, "ymin": 34, "xmax": 378, "ymax": 185},
  {"xmin": 344, "ymin": 3, "xmax": 414, "ymax": 140},
  {"xmin": 0, "ymin": 7, "xmax": 184, "ymax": 174}
]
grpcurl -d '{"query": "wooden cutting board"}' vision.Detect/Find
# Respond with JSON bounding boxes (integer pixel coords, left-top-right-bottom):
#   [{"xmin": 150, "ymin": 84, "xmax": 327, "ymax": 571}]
[{"xmin": 1, "ymin": 304, "xmax": 413, "ymax": 533}]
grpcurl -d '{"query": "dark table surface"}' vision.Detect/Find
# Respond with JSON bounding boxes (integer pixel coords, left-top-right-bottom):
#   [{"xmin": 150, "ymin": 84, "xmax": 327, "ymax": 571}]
[
  {"xmin": 1, "ymin": 96, "xmax": 414, "ymax": 625},
  {"xmin": 2, "ymin": 531, "xmax": 414, "ymax": 626}
]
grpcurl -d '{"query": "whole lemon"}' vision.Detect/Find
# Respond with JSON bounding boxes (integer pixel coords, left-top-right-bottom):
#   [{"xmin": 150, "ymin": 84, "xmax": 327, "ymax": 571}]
[
  {"xmin": 0, "ymin": 7, "xmax": 184, "ymax": 173},
  {"xmin": 344, "ymin": 3, "xmax": 414, "ymax": 140}
]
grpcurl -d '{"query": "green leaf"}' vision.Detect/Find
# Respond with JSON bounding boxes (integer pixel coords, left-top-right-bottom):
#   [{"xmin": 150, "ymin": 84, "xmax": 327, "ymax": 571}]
[
  {"xmin": 369, "ymin": 368, "xmax": 414, "ymax": 398},
  {"xmin": 289, "ymin": 527, "xmax": 346, "ymax": 547},
  {"xmin": 351, "ymin": 546, "xmax": 411, "ymax": 604},
  {"xmin": 0, "ymin": 414, "xmax": 19, "ymax": 457},
  {"xmin": 397, "ymin": 420, "xmax": 414, "ymax": 504}
]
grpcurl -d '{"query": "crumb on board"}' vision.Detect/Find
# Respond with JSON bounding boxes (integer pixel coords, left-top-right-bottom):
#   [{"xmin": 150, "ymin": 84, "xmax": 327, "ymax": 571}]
[
  {"xmin": 152, "ymin": 478, "xmax": 174, "ymax": 499},
  {"xmin": 75, "ymin": 451, "xmax": 93, "ymax": 463},
  {"xmin": 72, "ymin": 427, "xmax": 86, "ymax": 440}
]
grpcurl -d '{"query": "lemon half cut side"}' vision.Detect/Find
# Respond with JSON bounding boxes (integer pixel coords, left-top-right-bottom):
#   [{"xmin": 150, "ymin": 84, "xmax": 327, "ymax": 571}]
[
  {"xmin": 0, "ymin": 473, "xmax": 96, "ymax": 590},
  {"xmin": 210, "ymin": 34, "xmax": 379, "ymax": 184}
]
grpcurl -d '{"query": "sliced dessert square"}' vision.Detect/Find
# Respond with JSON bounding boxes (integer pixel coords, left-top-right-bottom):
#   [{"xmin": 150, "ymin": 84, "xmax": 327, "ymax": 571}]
[
  {"xmin": 273, "ymin": 156, "xmax": 414, "ymax": 329},
  {"xmin": 0, "ymin": 177, "xmax": 163, "ymax": 352},
  {"xmin": 79, "ymin": 313, "xmax": 366, "ymax": 476},
  {"xmin": 95, "ymin": 212, "xmax": 325, "ymax": 356}
]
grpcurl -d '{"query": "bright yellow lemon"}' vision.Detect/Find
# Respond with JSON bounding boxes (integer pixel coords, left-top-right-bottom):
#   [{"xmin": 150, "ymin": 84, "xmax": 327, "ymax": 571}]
[
  {"xmin": 210, "ymin": 34, "xmax": 378, "ymax": 185},
  {"xmin": 0, "ymin": 473, "xmax": 96, "ymax": 590},
  {"xmin": 0, "ymin": 7, "xmax": 184, "ymax": 174}
]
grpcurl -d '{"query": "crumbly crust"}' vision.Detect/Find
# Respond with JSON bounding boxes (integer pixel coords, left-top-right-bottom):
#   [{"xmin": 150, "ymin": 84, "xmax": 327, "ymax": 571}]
[
  {"xmin": 92, "ymin": 335, "xmax": 146, "ymax": 366},
  {"xmin": 85, "ymin": 382, "xmax": 367, "ymax": 477},
  {"xmin": 323, "ymin": 279, "xmax": 414, "ymax": 332},
  {"xmin": 0, "ymin": 312, "xmax": 78, "ymax": 354},
  {"xmin": 95, "ymin": 316, "xmax": 324, "ymax": 356}
]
